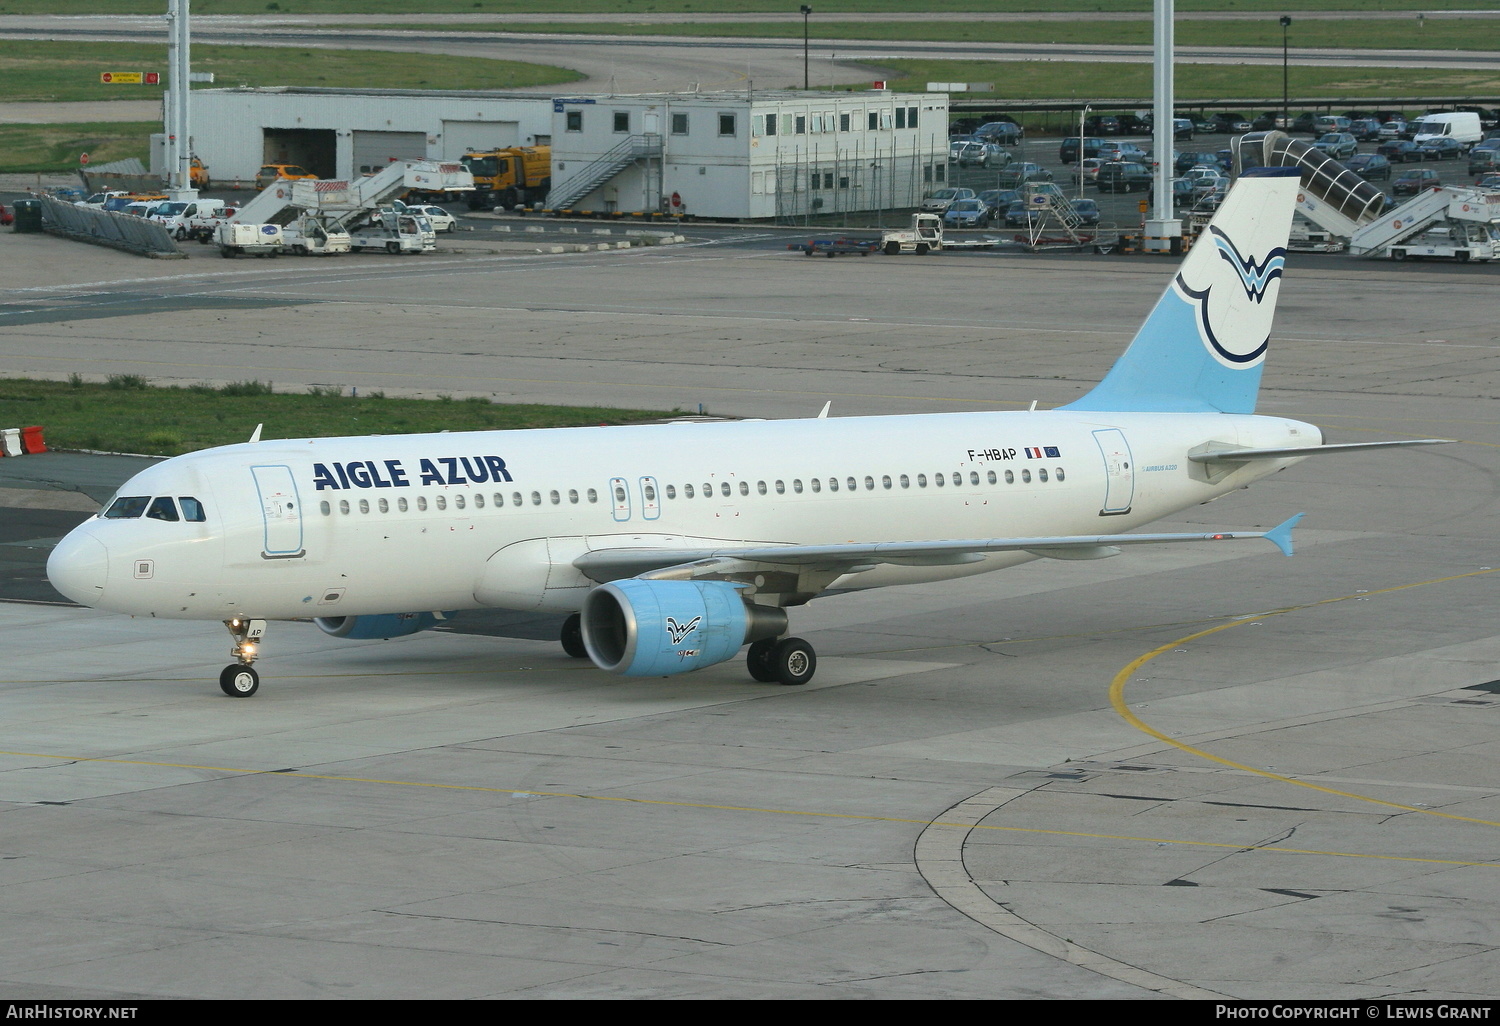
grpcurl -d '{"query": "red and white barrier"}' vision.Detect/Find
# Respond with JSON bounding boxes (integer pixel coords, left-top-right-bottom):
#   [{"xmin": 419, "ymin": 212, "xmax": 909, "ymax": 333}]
[{"xmin": 0, "ymin": 426, "xmax": 46, "ymax": 457}]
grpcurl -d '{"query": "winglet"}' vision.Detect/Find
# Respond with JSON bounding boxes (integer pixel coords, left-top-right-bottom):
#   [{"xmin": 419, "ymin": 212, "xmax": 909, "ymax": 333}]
[
  {"xmin": 1263, "ymin": 513, "xmax": 1303, "ymax": 556},
  {"xmin": 248, "ymin": 423, "xmax": 263, "ymax": 443}
]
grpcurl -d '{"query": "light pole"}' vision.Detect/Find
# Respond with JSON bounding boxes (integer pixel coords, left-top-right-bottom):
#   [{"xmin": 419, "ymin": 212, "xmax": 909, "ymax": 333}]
[
  {"xmin": 1078, "ymin": 104, "xmax": 1090, "ymax": 200},
  {"xmin": 1280, "ymin": 16, "xmax": 1291, "ymax": 130},
  {"xmin": 801, "ymin": 6, "xmax": 812, "ymax": 90}
]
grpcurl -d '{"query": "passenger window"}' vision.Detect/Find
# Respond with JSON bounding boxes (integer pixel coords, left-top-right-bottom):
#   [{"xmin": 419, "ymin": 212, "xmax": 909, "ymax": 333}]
[
  {"xmin": 987, "ymin": 470, "xmax": 997, "ymax": 484},
  {"xmin": 1021, "ymin": 469, "xmax": 1032, "ymax": 483},
  {"xmin": 917, "ymin": 474, "xmax": 927, "ymax": 487},
  {"xmin": 179, "ymin": 496, "xmax": 206, "ymax": 522},
  {"xmin": 1005, "ymin": 470, "xmax": 1014, "ymax": 484},
  {"xmin": 793, "ymin": 479, "xmax": 803, "ymax": 493},
  {"xmin": 379, "ymin": 498, "xmax": 389, "ymax": 513},
  {"xmin": 588, "ymin": 488, "xmax": 598, "ymax": 503},
  {"xmin": 340, "ymin": 499, "xmax": 351, "ymax": 515},
  {"xmin": 644, "ymin": 484, "xmax": 656, "ymax": 501},
  {"xmin": 359, "ymin": 499, "xmax": 370, "ymax": 514},
  {"xmin": 882, "ymin": 476, "xmax": 892, "ymax": 489},
  {"xmin": 570, "ymin": 489, "xmax": 580, "ymax": 504},
  {"xmin": 474, "ymin": 494, "xmax": 485, "ymax": 509},
  {"xmin": 721, "ymin": 482, "xmax": 732, "ymax": 497},
  {"xmin": 684, "ymin": 483, "xmax": 695, "ymax": 498},
  {"xmin": 828, "ymin": 478, "xmax": 838, "ymax": 492},
  {"xmin": 550, "ymin": 490, "xmax": 560, "ymax": 505},
  {"xmin": 399, "ymin": 497, "xmax": 409, "ymax": 512},
  {"xmin": 775, "ymin": 480, "xmax": 785, "ymax": 494},
  {"xmin": 665, "ymin": 485, "xmax": 675, "ymax": 500},
  {"xmin": 847, "ymin": 477, "xmax": 857, "ymax": 491},
  {"xmin": 900, "ymin": 474, "xmax": 910, "ymax": 488},
  {"xmin": 320, "ymin": 500, "xmax": 331, "ymax": 516},
  {"xmin": 934, "ymin": 473, "xmax": 944, "ymax": 487},
  {"xmin": 614, "ymin": 485, "xmax": 627, "ymax": 503},
  {"xmin": 757, "ymin": 481, "xmax": 767, "ymax": 495},
  {"xmin": 455, "ymin": 495, "xmax": 466, "ymax": 509},
  {"xmin": 952, "ymin": 473, "xmax": 962, "ymax": 486},
  {"xmin": 969, "ymin": 472, "xmax": 980, "ymax": 485},
  {"xmin": 436, "ymin": 496, "xmax": 447, "ymax": 511},
  {"xmin": 104, "ymin": 496, "xmax": 150, "ymax": 519},
  {"xmin": 738, "ymin": 482, "xmax": 749, "ymax": 496},
  {"xmin": 810, "ymin": 478, "xmax": 821, "ymax": 493},
  {"xmin": 146, "ymin": 497, "xmax": 179, "ymax": 521},
  {"xmin": 493, "ymin": 493, "xmax": 503, "ymax": 507},
  {"xmin": 417, "ymin": 497, "xmax": 428, "ymax": 511},
  {"xmin": 531, "ymin": 492, "xmax": 541, "ymax": 506},
  {"xmin": 864, "ymin": 476, "xmax": 874, "ymax": 490},
  {"xmin": 1039, "ymin": 469, "xmax": 1049, "ymax": 483},
  {"xmin": 1056, "ymin": 467, "xmax": 1065, "ymax": 482},
  {"xmin": 513, "ymin": 492, "xmax": 523, "ymax": 506}
]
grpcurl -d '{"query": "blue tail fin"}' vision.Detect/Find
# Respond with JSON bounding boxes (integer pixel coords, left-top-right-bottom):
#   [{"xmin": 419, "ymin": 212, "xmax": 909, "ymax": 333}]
[{"xmin": 1063, "ymin": 168, "xmax": 1301, "ymax": 415}]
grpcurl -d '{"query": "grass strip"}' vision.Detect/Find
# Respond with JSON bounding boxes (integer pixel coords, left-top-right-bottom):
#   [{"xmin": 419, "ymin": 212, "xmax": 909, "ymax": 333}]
[
  {"xmin": 378, "ymin": 18, "xmax": 1500, "ymax": 53},
  {"xmin": 0, "ymin": 376, "xmax": 671, "ymax": 458},
  {"xmin": 0, "ymin": 39, "xmax": 582, "ymax": 105}
]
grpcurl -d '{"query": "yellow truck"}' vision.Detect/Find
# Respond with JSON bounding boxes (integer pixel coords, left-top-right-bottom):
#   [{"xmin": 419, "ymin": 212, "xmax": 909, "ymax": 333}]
[{"xmin": 456, "ymin": 146, "xmax": 551, "ymax": 211}]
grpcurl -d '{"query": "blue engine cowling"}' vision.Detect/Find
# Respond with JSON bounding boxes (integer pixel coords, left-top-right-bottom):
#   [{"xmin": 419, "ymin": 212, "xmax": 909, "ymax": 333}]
[
  {"xmin": 314, "ymin": 612, "xmax": 446, "ymax": 640},
  {"xmin": 581, "ymin": 580, "xmax": 787, "ymax": 677}
]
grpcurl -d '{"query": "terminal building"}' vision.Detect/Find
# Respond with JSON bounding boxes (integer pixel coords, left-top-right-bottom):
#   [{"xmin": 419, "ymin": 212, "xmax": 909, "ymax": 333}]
[{"xmin": 177, "ymin": 86, "xmax": 949, "ymax": 219}]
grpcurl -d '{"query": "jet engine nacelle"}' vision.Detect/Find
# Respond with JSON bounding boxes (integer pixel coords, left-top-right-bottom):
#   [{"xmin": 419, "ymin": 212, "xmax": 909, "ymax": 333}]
[
  {"xmin": 581, "ymin": 579, "xmax": 788, "ymax": 677},
  {"xmin": 314, "ymin": 612, "xmax": 445, "ymax": 640}
]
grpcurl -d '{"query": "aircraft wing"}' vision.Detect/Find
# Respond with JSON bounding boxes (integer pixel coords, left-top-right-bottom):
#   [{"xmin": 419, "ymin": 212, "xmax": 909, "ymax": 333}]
[{"xmin": 573, "ymin": 514, "xmax": 1304, "ymax": 584}]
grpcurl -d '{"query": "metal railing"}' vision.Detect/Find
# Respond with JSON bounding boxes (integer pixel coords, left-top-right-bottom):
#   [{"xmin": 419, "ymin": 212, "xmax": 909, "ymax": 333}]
[
  {"xmin": 545, "ymin": 134, "xmax": 663, "ymax": 210},
  {"xmin": 36, "ymin": 197, "xmax": 183, "ymax": 257}
]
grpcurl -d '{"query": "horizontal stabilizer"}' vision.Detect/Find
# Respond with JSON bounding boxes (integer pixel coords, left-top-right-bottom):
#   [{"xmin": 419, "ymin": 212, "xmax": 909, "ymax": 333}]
[{"xmin": 1189, "ymin": 439, "xmax": 1449, "ymax": 463}]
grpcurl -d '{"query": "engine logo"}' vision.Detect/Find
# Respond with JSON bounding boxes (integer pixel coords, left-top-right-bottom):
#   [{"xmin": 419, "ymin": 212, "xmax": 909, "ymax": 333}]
[{"xmin": 665, "ymin": 616, "xmax": 702, "ymax": 645}]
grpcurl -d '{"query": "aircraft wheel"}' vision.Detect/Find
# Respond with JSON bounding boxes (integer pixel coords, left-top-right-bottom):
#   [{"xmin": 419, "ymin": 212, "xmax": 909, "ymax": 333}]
[
  {"xmin": 746, "ymin": 638, "xmax": 779, "ymax": 682},
  {"xmin": 219, "ymin": 664, "xmax": 260, "ymax": 697},
  {"xmin": 772, "ymin": 637, "xmax": 816, "ymax": 686},
  {"xmin": 560, "ymin": 613, "xmax": 587, "ymax": 658}
]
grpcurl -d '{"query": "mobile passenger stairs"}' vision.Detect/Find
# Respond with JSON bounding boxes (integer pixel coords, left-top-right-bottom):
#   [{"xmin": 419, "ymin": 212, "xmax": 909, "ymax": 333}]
[
  {"xmin": 1236, "ymin": 131, "xmax": 1500, "ymax": 262},
  {"xmin": 1014, "ymin": 183, "xmax": 1120, "ymax": 253},
  {"xmin": 226, "ymin": 159, "xmax": 474, "ymax": 254}
]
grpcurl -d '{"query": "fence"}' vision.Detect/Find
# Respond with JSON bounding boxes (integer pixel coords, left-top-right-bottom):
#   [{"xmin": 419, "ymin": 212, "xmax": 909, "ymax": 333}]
[{"xmin": 37, "ymin": 196, "xmax": 184, "ymax": 258}]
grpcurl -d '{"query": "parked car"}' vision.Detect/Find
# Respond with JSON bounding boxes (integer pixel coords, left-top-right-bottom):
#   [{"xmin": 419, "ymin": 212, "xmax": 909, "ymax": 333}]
[
  {"xmin": 1175, "ymin": 150, "xmax": 1226, "ymax": 173},
  {"xmin": 1378, "ymin": 118, "xmax": 1409, "ymax": 141},
  {"xmin": 948, "ymin": 138, "xmax": 970, "ymax": 162},
  {"xmin": 1181, "ymin": 166, "xmax": 1228, "ymax": 194},
  {"xmin": 1190, "ymin": 114, "xmax": 1219, "ymax": 134},
  {"xmin": 1193, "ymin": 180, "xmax": 1231, "ymax": 212},
  {"xmin": 993, "ymin": 163, "xmax": 1051, "ymax": 188},
  {"xmin": 1476, "ymin": 173, "xmax": 1500, "ymax": 190},
  {"xmin": 1290, "ymin": 112, "xmax": 1319, "ymax": 134},
  {"xmin": 1377, "ymin": 139, "xmax": 1423, "ymax": 163},
  {"xmin": 1095, "ymin": 161, "xmax": 1152, "ymax": 193},
  {"xmin": 406, "ymin": 204, "xmax": 457, "ymax": 232},
  {"xmin": 1312, "ymin": 132, "xmax": 1359, "ymax": 160},
  {"xmin": 1417, "ymin": 137, "xmax": 1466, "ymax": 161},
  {"xmin": 1470, "ymin": 149, "xmax": 1500, "ymax": 176},
  {"xmin": 1392, "ymin": 167, "xmax": 1442, "ymax": 196},
  {"xmin": 1071, "ymin": 158, "xmax": 1105, "ymax": 185},
  {"xmin": 1085, "ymin": 114, "xmax": 1121, "ymax": 136},
  {"xmin": 1344, "ymin": 153, "xmax": 1393, "ymax": 180},
  {"xmin": 1313, "ymin": 115, "xmax": 1352, "ymax": 135},
  {"xmin": 1003, "ymin": 200, "xmax": 1045, "ymax": 229},
  {"xmin": 977, "ymin": 188, "xmax": 1019, "ymax": 212},
  {"xmin": 255, "ymin": 164, "xmax": 318, "ymax": 190},
  {"xmin": 942, "ymin": 198, "xmax": 991, "ymax": 228},
  {"xmin": 1349, "ymin": 118, "xmax": 1384, "ymax": 142},
  {"xmin": 1251, "ymin": 112, "xmax": 1284, "ymax": 131},
  {"xmin": 919, "ymin": 187, "xmax": 976, "ymax": 211},
  {"xmin": 954, "ymin": 141, "xmax": 1009, "ymax": 168},
  {"xmin": 1167, "ymin": 177, "xmax": 1197, "ymax": 208},
  {"xmin": 974, "ymin": 120, "xmax": 1024, "ymax": 145},
  {"xmin": 1058, "ymin": 136, "xmax": 1105, "ymax": 163},
  {"xmin": 1211, "ymin": 112, "xmax": 1252, "ymax": 133},
  {"xmin": 1097, "ymin": 141, "xmax": 1148, "ymax": 163},
  {"xmin": 1070, "ymin": 198, "xmax": 1101, "ymax": 225}
]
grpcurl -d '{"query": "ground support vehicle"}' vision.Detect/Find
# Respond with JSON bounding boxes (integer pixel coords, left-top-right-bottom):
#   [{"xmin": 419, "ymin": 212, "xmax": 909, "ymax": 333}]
[
  {"xmin": 879, "ymin": 213, "xmax": 945, "ymax": 254},
  {"xmin": 458, "ymin": 146, "xmax": 551, "ymax": 210},
  {"xmin": 787, "ymin": 237, "xmax": 880, "ymax": 257},
  {"xmin": 282, "ymin": 215, "xmax": 352, "ymax": 256},
  {"xmin": 215, "ymin": 223, "xmax": 283, "ymax": 258},
  {"xmin": 347, "ymin": 210, "xmax": 436, "ymax": 254},
  {"xmin": 1388, "ymin": 224, "xmax": 1498, "ymax": 262}
]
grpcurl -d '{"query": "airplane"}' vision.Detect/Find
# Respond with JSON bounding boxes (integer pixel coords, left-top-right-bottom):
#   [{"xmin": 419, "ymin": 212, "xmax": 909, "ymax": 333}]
[{"xmin": 46, "ymin": 168, "xmax": 1444, "ymax": 698}]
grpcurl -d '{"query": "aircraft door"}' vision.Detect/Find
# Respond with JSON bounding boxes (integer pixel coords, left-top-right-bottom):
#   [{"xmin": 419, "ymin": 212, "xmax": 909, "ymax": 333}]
[
  {"xmin": 639, "ymin": 476, "xmax": 661, "ymax": 521},
  {"xmin": 1092, "ymin": 428, "xmax": 1134, "ymax": 516},
  {"xmin": 250, "ymin": 464, "xmax": 306, "ymax": 557},
  {"xmin": 609, "ymin": 476, "xmax": 631, "ymax": 522}
]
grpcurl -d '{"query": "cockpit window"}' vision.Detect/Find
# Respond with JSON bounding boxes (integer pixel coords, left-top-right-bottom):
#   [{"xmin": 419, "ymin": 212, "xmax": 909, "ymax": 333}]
[
  {"xmin": 103, "ymin": 496, "xmax": 150, "ymax": 519},
  {"xmin": 179, "ymin": 497, "xmax": 206, "ymax": 522},
  {"xmin": 146, "ymin": 497, "xmax": 180, "ymax": 522}
]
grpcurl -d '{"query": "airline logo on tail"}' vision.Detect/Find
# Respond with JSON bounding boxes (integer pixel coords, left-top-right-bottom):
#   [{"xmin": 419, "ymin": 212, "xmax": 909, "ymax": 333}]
[{"xmin": 1175, "ymin": 224, "xmax": 1286, "ymax": 369}]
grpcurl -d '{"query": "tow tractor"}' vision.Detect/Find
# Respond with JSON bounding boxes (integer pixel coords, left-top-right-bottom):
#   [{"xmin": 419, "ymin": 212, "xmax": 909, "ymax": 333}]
[{"xmin": 878, "ymin": 213, "xmax": 1005, "ymax": 254}]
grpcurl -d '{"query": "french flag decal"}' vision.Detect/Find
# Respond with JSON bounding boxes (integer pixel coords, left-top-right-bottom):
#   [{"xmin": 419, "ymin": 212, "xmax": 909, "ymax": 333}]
[{"xmin": 1025, "ymin": 446, "xmax": 1062, "ymax": 459}]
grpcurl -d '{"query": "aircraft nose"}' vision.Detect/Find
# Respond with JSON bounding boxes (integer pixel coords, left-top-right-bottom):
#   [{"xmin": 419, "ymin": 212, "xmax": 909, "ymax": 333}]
[{"xmin": 47, "ymin": 530, "xmax": 109, "ymax": 606}]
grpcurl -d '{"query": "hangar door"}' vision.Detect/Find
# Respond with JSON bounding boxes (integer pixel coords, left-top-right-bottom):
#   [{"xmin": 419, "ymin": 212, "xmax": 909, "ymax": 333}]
[
  {"xmin": 442, "ymin": 120, "xmax": 518, "ymax": 160},
  {"xmin": 352, "ymin": 130, "xmax": 427, "ymax": 176},
  {"xmin": 263, "ymin": 128, "xmax": 336, "ymax": 178}
]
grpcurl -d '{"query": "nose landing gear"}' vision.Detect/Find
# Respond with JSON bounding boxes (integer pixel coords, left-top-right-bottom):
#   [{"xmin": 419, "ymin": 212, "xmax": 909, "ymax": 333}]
[{"xmin": 220, "ymin": 618, "xmax": 267, "ymax": 697}]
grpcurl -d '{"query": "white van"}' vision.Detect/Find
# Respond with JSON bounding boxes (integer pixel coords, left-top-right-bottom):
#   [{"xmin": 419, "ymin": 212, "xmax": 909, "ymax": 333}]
[{"xmin": 1411, "ymin": 112, "xmax": 1482, "ymax": 148}]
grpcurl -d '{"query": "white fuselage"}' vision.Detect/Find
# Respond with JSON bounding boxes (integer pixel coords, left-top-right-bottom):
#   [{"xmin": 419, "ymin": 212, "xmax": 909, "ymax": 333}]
[{"xmin": 48, "ymin": 408, "xmax": 1318, "ymax": 622}]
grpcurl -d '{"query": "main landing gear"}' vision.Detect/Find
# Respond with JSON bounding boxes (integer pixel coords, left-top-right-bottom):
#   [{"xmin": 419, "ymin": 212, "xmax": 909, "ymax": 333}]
[
  {"xmin": 745, "ymin": 636, "xmax": 817, "ymax": 686},
  {"xmin": 220, "ymin": 618, "xmax": 267, "ymax": 697},
  {"xmin": 560, "ymin": 612, "xmax": 588, "ymax": 659}
]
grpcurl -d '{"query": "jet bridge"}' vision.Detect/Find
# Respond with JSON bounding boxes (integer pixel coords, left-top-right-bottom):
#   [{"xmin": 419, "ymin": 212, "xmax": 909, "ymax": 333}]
[
  {"xmin": 1236, "ymin": 130, "xmax": 1500, "ymax": 258},
  {"xmin": 228, "ymin": 159, "xmax": 473, "ymax": 230}
]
